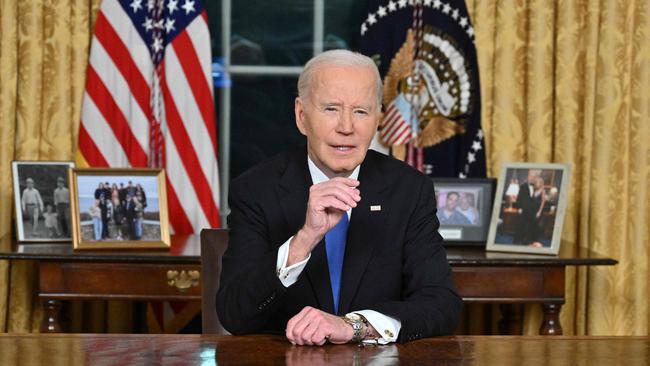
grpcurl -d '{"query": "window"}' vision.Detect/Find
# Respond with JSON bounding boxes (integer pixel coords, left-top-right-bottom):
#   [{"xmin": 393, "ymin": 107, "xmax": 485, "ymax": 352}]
[{"xmin": 205, "ymin": 1, "xmax": 365, "ymax": 222}]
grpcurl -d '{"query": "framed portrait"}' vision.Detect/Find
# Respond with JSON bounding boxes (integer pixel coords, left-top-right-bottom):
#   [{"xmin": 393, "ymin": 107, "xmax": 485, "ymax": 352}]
[
  {"xmin": 486, "ymin": 163, "xmax": 571, "ymax": 255},
  {"xmin": 12, "ymin": 161, "xmax": 75, "ymax": 242},
  {"xmin": 432, "ymin": 178, "xmax": 496, "ymax": 246},
  {"xmin": 69, "ymin": 168, "xmax": 170, "ymax": 250}
]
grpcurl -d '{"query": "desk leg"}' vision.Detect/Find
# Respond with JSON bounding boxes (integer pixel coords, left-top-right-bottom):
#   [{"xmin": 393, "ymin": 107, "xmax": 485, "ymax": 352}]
[
  {"xmin": 540, "ymin": 303, "xmax": 563, "ymax": 335},
  {"xmin": 41, "ymin": 299, "xmax": 62, "ymax": 333},
  {"xmin": 498, "ymin": 304, "xmax": 523, "ymax": 335}
]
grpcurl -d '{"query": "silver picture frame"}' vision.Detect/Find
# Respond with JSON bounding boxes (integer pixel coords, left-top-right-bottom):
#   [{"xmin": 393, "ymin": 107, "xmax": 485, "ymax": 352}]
[{"xmin": 486, "ymin": 163, "xmax": 571, "ymax": 255}]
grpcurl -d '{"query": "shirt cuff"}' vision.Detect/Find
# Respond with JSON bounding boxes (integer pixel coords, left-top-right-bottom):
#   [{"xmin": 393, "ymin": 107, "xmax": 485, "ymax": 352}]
[
  {"xmin": 276, "ymin": 235, "xmax": 310, "ymax": 287},
  {"xmin": 352, "ymin": 310, "xmax": 401, "ymax": 345}
]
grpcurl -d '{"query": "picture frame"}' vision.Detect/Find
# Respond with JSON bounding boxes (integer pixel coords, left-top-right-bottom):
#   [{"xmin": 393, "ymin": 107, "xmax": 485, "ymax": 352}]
[
  {"xmin": 486, "ymin": 163, "xmax": 571, "ymax": 255},
  {"xmin": 432, "ymin": 178, "xmax": 496, "ymax": 246},
  {"xmin": 69, "ymin": 168, "xmax": 170, "ymax": 250},
  {"xmin": 12, "ymin": 161, "xmax": 75, "ymax": 242}
]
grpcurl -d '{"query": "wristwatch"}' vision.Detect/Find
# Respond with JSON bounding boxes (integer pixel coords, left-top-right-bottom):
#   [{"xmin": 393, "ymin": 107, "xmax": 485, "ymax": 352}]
[{"xmin": 342, "ymin": 313, "xmax": 366, "ymax": 343}]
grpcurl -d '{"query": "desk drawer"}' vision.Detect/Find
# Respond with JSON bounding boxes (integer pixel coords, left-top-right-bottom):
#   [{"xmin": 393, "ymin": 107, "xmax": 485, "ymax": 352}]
[
  {"xmin": 452, "ymin": 266, "xmax": 564, "ymax": 302},
  {"xmin": 39, "ymin": 262, "xmax": 202, "ymax": 301}
]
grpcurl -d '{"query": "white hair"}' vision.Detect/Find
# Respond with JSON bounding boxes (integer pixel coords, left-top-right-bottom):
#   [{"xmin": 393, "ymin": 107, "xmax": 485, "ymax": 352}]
[{"xmin": 297, "ymin": 49, "xmax": 383, "ymax": 106}]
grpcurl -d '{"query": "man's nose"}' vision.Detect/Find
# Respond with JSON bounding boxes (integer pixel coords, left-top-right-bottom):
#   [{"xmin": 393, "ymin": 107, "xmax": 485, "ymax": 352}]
[{"xmin": 336, "ymin": 112, "xmax": 354, "ymax": 134}]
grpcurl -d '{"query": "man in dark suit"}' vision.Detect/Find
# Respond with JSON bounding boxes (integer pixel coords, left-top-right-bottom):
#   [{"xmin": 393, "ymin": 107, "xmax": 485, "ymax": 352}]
[
  {"xmin": 513, "ymin": 169, "xmax": 542, "ymax": 245},
  {"xmin": 217, "ymin": 50, "xmax": 461, "ymax": 346}
]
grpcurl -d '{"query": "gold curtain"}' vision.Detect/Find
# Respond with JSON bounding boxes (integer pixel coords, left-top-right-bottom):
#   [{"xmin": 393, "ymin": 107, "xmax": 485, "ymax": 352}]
[
  {"xmin": 466, "ymin": 0, "xmax": 650, "ymax": 335},
  {"xmin": 0, "ymin": 0, "xmax": 102, "ymax": 332}
]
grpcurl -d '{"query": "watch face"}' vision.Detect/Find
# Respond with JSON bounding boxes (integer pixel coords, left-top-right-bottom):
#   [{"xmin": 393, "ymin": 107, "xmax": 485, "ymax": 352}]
[{"xmin": 346, "ymin": 313, "xmax": 361, "ymax": 322}]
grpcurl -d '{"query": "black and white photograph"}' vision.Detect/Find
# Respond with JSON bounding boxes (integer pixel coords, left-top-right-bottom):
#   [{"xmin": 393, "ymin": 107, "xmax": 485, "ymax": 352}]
[
  {"xmin": 12, "ymin": 161, "xmax": 74, "ymax": 242},
  {"xmin": 433, "ymin": 178, "xmax": 496, "ymax": 244},
  {"xmin": 70, "ymin": 168, "xmax": 170, "ymax": 250},
  {"xmin": 487, "ymin": 163, "xmax": 571, "ymax": 255}
]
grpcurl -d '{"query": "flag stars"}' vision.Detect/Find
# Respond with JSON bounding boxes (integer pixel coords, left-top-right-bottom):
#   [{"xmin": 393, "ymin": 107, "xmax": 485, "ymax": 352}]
[
  {"xmin": 182, "ymin": 0, "xmax": 195, "ymax": 14},
  {"xmin": 467, "ymin": 152, "xmax": 476, "ymax": 163},
  {"xmin": 467, "ymin": 26, "xmax": 475, "ymax": 37},
  {"xmin": 367, "ymin": 13, "xmax": 377, "ymax": 25},
  {"xmin": 147, "ymin": 0, "xmax": 155, "ymax": 11},
  {"xmin": 152, "ymin": 37, "xmax": 163, "ymax": 53},
  {"xmin": 459, "ymin": 17, "xmax": 468, "ymax": 27},
  {"xmin": 377, "ymin": 5, "xmax": 387, "ymax": 17},
  {"xmin": 442, "ymin": 3, "xmax": 451, "ymax": 14},
  {"xmin": 477, "ymin": 129, "xmax": 484, "ymax": 139},
  {"xmin": 130, "ymin": 0, "xmax": 143, "ymax": 13},
  {"xmin": 433, "ymin": 0, "xmax": 442, "ymax": 9},
  {"xmin": 424, "ymin": 0, "xmax": 432, "ymax": 5},
  {"xmin": 398, "ymin": 0, "xmax": 407, "ymax": 8},
  {"xmin": 165, "ymin": 18, "xmax": 176, "ymax": 33},
  {"xmin": 452, "ymin": 9, "xmax": 459, "ymax": 19},
  {"xmin": 388, "ymin": 0, "xmax": 397, "ymax": 11},
  {"xmin": 154, "ymin": 19, "xmax": 165, "ymax": 29},
  {"xmin": 167, "ymin": 0, "xmax": 179, "ymax": 14},
  {"xmin": 361, "ymin": 23, "xmax": 368, "ymax": 35},
  {"xmin": 143, "ymin": 17, "xmax": 154, "ymax": 31},
  {"xmin": 472, "ymin": 141, "xmax": 482, "ymax": 151}
]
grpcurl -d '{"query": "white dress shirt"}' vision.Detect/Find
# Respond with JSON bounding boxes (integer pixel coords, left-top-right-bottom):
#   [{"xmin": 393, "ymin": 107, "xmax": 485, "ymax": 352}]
[{"xmin": 275, "ymin": 156, "xmax": 401, "ymax": 344}]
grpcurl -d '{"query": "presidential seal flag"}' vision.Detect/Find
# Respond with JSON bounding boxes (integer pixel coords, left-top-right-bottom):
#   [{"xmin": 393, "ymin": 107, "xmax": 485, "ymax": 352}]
[
  {"xmin": 360, "ymin": 0, "xmax": 485, "ymax": 178},
  {"xmin": 78, "ymin": 0, "xmax": 220, "ymax": 233}
]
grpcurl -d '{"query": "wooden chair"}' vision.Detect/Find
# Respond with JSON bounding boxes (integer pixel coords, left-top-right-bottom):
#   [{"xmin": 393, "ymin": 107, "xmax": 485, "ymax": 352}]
[{"xmin": 200, "ymin": 228, "xmax": 230, "ymax": 334}]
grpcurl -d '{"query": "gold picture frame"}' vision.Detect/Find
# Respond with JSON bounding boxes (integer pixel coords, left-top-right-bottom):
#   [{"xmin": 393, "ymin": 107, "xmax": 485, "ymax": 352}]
[{"xmin": 69, "ymin": 168, "xmax": 170, "ymax": 250}]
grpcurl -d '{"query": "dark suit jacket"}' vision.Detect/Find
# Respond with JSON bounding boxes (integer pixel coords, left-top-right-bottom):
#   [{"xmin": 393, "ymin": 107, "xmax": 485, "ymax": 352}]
[{"xmin": 216, "ymin": 147, "xmax": 462, "ymax": 342}]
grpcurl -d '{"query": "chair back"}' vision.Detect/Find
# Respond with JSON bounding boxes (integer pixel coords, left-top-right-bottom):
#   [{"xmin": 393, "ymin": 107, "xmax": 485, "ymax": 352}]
[{"xmin": 200, "ymin": 228, "xmax": 230, "ymax": 334}]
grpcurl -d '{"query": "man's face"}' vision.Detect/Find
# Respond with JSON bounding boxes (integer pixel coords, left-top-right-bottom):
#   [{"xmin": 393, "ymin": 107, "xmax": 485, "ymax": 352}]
[
  {"xmin": 295, "ymin": 65, "xmax": 380, "ymax": 177},
  {"xmin": 27, "ymin": 181, "xmax": 34, "ymax": 189},
  {"xmin": 445, "ymin": 194, "xmax": 459, "ymax": 210},
  {"xmin": 459, "ymin": 195, "xmax": 469, "ymax": 210}
]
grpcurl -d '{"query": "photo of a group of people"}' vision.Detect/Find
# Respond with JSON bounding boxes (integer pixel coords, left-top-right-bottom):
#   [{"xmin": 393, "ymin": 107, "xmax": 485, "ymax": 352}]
[
  {"xmin": 75, "ymin": 175, "xmax": 161, "ymax": 243},
  {"xmin": 487, "ymin": 163, "xmax": 570, "ymax": 255},
  {"xmin": 12, "ymin": 162, "xmax": 74, "ymax": 241}
]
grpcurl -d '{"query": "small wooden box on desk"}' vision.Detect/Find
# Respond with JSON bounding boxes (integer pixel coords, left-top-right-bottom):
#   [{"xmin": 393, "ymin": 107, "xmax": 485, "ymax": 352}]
[{"xmin": 0, "ymin": 233, "xmax": 616, "ymax": 334}]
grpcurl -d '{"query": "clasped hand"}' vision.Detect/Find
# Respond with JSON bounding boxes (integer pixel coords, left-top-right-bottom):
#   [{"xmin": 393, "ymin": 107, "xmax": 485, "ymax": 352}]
[{"xmin": 286, "ymin": 306, "xmax": 353, "ymax": 345}]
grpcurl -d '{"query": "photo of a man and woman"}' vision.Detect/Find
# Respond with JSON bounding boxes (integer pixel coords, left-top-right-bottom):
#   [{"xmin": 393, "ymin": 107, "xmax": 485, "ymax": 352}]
[
  {"xmin": 70, "ymin": 169, "xmax": 170, "ymax": 250},
  {"xmin": 487, "ymin": 163, "xmax": 571, "ymax": 255},
  {"xmin": 12, "ymin": 161, "xmax": 74, "ymax": 242}
]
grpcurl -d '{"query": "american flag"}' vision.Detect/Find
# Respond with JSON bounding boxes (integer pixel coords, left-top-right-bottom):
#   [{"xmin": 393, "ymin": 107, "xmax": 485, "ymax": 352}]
[
  {"xmin": 380, "ymin": 93, "xmax": 414, "ymax": 146},
  {"xmin": 78, "ymin": 0, "xmax": 220, "ymax": 233}
]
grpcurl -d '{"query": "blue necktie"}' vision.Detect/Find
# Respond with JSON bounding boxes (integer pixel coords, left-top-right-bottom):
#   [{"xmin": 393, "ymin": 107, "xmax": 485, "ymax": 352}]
[{"xmin": 325, "ymin": 213, "xmax": 349, "ymax": 315}]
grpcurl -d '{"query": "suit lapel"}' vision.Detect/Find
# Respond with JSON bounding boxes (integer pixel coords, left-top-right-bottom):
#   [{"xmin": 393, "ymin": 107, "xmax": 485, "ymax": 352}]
[
  {"xmin": 277, "ymin": 149, "xmax": 334, "ymax": 313},
  {"xmin": 338, "ymin": 152, "xmax": 389, "ymax": 315}
]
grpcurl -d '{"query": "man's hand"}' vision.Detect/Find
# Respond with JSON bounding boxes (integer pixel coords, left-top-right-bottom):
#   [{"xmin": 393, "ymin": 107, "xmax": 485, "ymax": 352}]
[
  {"xmin": 285, "ymin": 306, "xmax": 353, "ymax": 346},
  {"xmin": 287, "ymin": 178, "xmax": 360, "ymax": 266}
]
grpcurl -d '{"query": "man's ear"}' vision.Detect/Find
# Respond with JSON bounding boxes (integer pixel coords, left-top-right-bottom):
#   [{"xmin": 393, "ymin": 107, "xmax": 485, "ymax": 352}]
[{"xmin": 295, "ymin": 97, "xmax": 307, "ymax": 136}]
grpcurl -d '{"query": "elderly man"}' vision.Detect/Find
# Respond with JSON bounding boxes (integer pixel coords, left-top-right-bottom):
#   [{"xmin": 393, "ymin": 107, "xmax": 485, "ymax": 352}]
[
  {"xmin": 217, "ymin": 50, "xmax": 461, "ymax": 346},
  {"xmin": 514, "ymin": 169, "xmax": 543, "ymax": 245}
]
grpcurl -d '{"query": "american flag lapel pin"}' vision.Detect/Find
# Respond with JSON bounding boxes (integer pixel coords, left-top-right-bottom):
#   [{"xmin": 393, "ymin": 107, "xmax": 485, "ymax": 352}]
[{"xmin": 370, "ymin": 205, "xmax": 381, "ymax": 212}]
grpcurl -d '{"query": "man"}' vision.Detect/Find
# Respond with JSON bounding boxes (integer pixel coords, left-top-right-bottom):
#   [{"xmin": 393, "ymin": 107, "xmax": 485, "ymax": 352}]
[
  {"xmin": 21, "ymin": 177, "xmax": 44, "ymax": 236},
  {"xmin": 53, "ymin": 177, "xmax": 70, "ymax": 237},
  {"xmin": 513, "ymin": 169, "xmax": 542, "ymax": 245},
  {"xmin": 217, "ymin": 50, "xmax": 461, "ymax": 346},
  {"xmin": 437, "ymin": 192, "xmax": 471, "ymax": 225}
]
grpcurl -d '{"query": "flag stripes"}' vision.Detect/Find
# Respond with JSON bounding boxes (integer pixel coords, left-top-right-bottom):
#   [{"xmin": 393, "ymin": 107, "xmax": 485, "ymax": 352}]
[{"xmin": 79, "ymin": 0, "xmax": 220, "ymax": 235}]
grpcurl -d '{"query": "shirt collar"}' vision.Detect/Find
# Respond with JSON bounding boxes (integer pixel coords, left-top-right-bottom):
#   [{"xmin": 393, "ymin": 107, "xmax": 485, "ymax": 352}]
[{"xmin": 307, "ymin": 156, "xmax": 360, "ymax": 185}]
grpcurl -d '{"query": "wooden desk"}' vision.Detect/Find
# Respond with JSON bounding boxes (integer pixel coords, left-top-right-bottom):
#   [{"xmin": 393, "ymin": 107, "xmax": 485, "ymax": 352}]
[
  {"xmin": 0, "ymin": 334, "xmax": 647, "ymax": 365},
  {"xmin": 0, "ymin": 238, "xmax": 616, "ymax": 335}
]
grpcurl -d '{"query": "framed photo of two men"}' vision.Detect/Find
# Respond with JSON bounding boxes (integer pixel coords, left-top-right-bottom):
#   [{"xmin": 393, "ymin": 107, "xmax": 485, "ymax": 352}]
[
  {"xmin": 69, "ymin": 168, "xmax": 170, "ymax": 250},
  {"xmin": 432, "ymin": 178, "xmax": 497, "ymax": 245},
  {"xmin": 12, "ymin": 161, "xmax": 75, "ymax": 242},
  {"xmin": 487, "ymin": 163, "xmax": 572, "ymax": 255}
]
